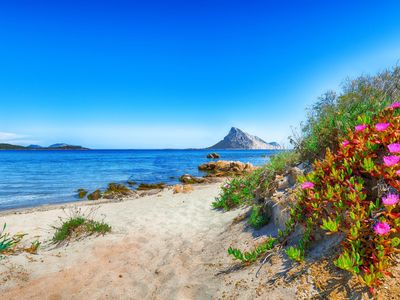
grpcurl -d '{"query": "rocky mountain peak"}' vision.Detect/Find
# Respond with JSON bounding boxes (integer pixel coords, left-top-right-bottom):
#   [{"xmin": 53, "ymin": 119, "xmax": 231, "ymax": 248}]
[{"xmin": 208, "ymin": 127, "xmax": 281, "ymax": 150}]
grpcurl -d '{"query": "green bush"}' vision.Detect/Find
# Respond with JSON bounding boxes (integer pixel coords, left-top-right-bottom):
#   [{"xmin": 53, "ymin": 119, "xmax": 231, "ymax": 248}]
[
  {"xmin": 212, "ymin": 168, "xmax": 263, "ymax": 210},
  {"xmin": 248, "ymin": 205, "xmax": 268, "ymax": 229},
  {"xmin": 291, "ymin": 67, "xmax": 400, "ymax": 162},
  {"xmin": 53, "ymin": 216, "xmax": 111, "ymax": 243}
]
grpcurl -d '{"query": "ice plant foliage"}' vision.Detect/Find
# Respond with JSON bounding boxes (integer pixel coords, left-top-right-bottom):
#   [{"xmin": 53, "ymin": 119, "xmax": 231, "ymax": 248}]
[{"xmin": 290, "ymin": 103, "xmax": 400, "ymax": 289}]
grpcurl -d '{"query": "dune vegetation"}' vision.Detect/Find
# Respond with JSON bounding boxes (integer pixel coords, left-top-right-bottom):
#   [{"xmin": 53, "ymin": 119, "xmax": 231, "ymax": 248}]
[{"xmin": 217, "ymin": 66, "xmax": 400, "ymax": 293}]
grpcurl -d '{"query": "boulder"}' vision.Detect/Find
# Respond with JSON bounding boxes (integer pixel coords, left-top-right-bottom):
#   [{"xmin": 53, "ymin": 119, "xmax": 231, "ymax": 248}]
[
  {"xmin": 137, "ymin": 182, "xmax": 167, "ymax": 191},
  {"xmin": 207, "ymin": 152, "xmax": 220, "ymax": 159},
  {"xmin": 103, "ymin": 183, "xmax": 134, "ymax": 199},
  {"xmin": 87, "ymin": 189, "xmax": 102, "ymax": 200},
  {"xmin": 76, "ymin": 188, "xmax": 88, "ymax": 199},
  {"xmin": 198, "ymin": 160, "xmax": 256, "ymax": 177},
  {"xmin": 287, "ymin": 167, "xmax": 304, "ymax": 186},
  {"xmin": 179, "ymin": 174, "xmax": 207, "ymax": 184}
]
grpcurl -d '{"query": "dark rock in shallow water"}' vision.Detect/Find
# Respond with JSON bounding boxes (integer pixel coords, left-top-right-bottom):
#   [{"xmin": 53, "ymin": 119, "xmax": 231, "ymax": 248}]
[
  {"xmin": 76, "ymin": 188, "xmax": 88, "ymax": 199},
  {"xmin": 127, "ymin": 180, "xmax": 137, "ymax": 186},
  {"xmin": 103, "ymin": 183, "xmax": 134, "ymax": 199},
  {"xmin": 206, "ymin": 152, "xmax": 220, "ymax": 159},
  {"xmin": 137, "ymin": 183, "xmax": 166, "ymax": 190},
  {"xmin": 179, "ymin": 174, "xmax": 207, "ymax": 184},
  {"xmin": 87, "ymin": 189, "xmax": 102, "ymax": 200}
]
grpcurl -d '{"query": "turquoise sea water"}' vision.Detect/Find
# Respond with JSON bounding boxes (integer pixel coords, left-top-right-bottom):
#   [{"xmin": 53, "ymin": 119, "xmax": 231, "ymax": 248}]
[{"xmin": 0, "ymin": 149, "xmax": 281, "ymax": 210}]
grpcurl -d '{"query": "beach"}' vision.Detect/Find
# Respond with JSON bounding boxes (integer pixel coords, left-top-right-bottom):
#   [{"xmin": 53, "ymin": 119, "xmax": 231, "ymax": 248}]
[{"xmin": 0, "ymin": 182, "xmax": 295, "ymax": 300}]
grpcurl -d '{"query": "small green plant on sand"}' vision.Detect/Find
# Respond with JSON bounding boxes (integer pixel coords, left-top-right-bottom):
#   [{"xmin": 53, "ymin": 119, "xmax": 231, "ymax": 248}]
[
  {"xmin": 248, "ymin": 205, "xmax": 269, "ymax": 229},
  {"xmin": 228, "ymin": 237, "xmax": 276, "ymax": 264},
  {"xmin": 52, "ymin": 207, "xmax": 111, "ymax": 243}
]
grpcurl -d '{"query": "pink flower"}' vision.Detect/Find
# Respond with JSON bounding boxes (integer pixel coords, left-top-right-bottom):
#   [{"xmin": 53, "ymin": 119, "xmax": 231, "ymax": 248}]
[
  {"xmin": 389, "ymin": 102, "xmax": 400, "ymax": 109},
  {"xmin": 342, "ymin": 140, "xmax": 350, "ymax": 147},
  {"xmin": 388, "ymin": 143, "xmax": 400, "ymax": 153},
  {"xmin": 375, "ymin": 123, "xmax": 390, "ymax": 132},
  {"xmin": 383, "ymin": 155, "xmax": 400, "ymax": 167},
  {"xmin": 396, "ymin": 170, "xmax": 400, "ymax": 176},
  {"xmin": 382, "ymin": 193, "xmax": 399, "ymax": 206},
  {"xmin": 224, "ymin": 184, "xmax": 230, "ymax": 189},
  {"xmin": 301, "ymin": 182, "xmax": 314, "ymax": 190},
  {"xmin": 355, "ymin": 124, "xmax": 367, "ymax": 132},
  {"xmin": 374, "ymin": 221, "xmax": 391, "ymax": 235}
]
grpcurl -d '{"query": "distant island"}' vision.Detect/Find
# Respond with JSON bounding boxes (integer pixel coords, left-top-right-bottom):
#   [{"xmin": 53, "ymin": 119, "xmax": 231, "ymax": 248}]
[
  {"xmin": 208, "ymin": 127, "xmax": 282, "ymax": 150},
  {"xmin": 0, "ymin": 143, "xmax": 89, "ymax": 150}
]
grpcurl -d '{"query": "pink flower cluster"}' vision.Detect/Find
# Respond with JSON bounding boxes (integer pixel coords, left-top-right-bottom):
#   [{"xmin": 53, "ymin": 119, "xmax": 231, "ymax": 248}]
[
  {"xmin": 374, "ymin": 221, "xmax": 391, "ymax": 235},
  {"xmin": 383, "ymin": 155, "xmax": 400, "ymax": 167},
  {"xmin": 388, "ymin": 143, "xmax": 400, "ymax": 153},
  {"xmin": 342, "ymin": 140, "xmax": 350, "ymax": 147},
  {"xmin": 382, "ymin": 193, "xmax": 399, "ymax": 206},
  {"xmin": 390, "ymin": 102, "xmax": 400, "ymax": 109},
  {"xmin": 301, "ymin": 182, "xmax": 314, "ymax": 190},
  {"xmin": 375, "ymin": 123, "xmax": 390, "ymax": 132},
  {"xmin": 355, "ymin": 124, "xmax": 367, "ymax": 132}
]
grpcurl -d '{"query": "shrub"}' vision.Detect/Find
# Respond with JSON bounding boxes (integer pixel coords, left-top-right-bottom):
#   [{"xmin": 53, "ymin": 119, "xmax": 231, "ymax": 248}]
[
  {"xmin": 248, "ymin": 205, "xmax": 269, "ymax": 229},
  {"xmin": 212, "ymin": 169, "xmax": 263, "ymax": 210},
  {"xmin": 213, "ymin": 151, "xmax": 299, "ymax": 211},
  {"xmin": 52, "ymin": 208, "xmax": 111, "ymax": 243},
  {"xmin": 288, "ymin": 102, "xmax": 400, "ymax": 291},
  {"xmin": 292, "ymin": 67, "xmax": 400, "ymax": 162}
]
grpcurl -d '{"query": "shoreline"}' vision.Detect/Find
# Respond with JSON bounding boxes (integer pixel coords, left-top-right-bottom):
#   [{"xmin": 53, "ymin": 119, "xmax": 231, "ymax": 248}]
[{"xmin": 0, "ymin": 180, "xmax": 224, "ymax": 217}]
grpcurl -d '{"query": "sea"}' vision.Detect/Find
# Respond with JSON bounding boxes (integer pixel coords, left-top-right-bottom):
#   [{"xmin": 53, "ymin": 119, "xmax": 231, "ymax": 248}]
[{"xmin": 0, "ymin": 149, "xmax": 281, "ymax": 210}]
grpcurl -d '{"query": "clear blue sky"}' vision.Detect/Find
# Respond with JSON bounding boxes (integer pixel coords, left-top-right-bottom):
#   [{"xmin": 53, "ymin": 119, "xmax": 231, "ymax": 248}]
[{"xmin": 1, "ymin": 1, "xmax": 400, "ymax": 148}]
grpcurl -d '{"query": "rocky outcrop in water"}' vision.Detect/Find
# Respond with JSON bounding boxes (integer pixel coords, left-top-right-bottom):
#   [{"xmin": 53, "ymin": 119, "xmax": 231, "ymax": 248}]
[
  {"xmin": 208, "ymin": 127, "xmax": 281, "ymax": 150},
  {"xmin": 198, "ymin": 160, "xmax": 256, "ymax": 177}
]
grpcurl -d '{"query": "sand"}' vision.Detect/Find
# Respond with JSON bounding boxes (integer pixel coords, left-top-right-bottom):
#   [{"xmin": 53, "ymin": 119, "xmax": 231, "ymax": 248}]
[
  {"xmin": 0, "ymin": 183, "xmax": 285, "ymax": 300},
  {"xmin": 3, "ymin": 182, "xmax": 392, "ymax": 299}
]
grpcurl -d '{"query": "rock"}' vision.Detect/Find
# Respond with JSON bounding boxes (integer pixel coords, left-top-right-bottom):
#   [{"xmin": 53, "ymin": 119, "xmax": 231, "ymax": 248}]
[
  {"xmin": 276, "ymin": 176, "xmax": 290, "ymax": 190},
  {"xmin": 127, "ymin": 180, "xmax": 137, "ymax": 186},
  {"xmin": 287, "ymin": 167, "xmax": 304, "ymax": 186},
  {"xmin": 103, "ymin": 183, "xmax": 134, "ymax": 199},
  {"xmin": 76, "ymin": 188, "xmax": 88, "ymax": 199},
  {"xmin": 172, "ymin": 184, "xmax": 194, "ymax": 194},
  {"xmin": 87, "ymin": 189, "xmax": 102, "ymax": 200},
  {"xmin": 137, "ymin": 183, "xmax": 167, "ymax": 191},
  {"xmin": 198, "ymin": 160, "xmax": 256, "ymax": 177},
  {"xmin": 179, "ymin": 174, "xmax": 207, "ymax": 184},
  {"xmin": 207, "ymin": 153, "xmax": 220, "ymax": 159}
]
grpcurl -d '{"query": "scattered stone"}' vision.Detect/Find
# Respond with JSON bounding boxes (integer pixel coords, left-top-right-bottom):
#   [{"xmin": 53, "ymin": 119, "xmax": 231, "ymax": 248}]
[
  {"xmin": 127, "ymin": 180, "xmax": 137, "ymax": 186},
  {"xmin": 207, "ymin": 152, "xmax": 220, "ymax": 159},
  {"xmin": 172, "ymin": 184, "xmax": 194, "ymax": 194},
  {"xmin": 198, "ymin": 160, "xmax": 256, "ymax": 177},
  {"xmin": 179, "ymin": 174, "xmax": 207, "ymax": 184},
  {"xmin": 137, "ymin": 183, "xmax": 166, "ymax": 191},
  {"xmin": 87, "ymin": 189, "xmax": 102, "ymax": 200},
  {"xmin": 76, "ymin": 188, "xmax": 88, "ymax": 199}
]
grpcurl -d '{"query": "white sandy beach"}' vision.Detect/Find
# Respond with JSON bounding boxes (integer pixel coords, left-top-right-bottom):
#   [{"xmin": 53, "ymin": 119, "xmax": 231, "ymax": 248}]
[{"xmin": 0, "ymin": 183, "xmax": 298, "ymax": 300}]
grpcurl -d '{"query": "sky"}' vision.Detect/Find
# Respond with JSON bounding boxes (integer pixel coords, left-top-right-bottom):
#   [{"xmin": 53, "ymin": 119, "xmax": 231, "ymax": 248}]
[{"xmin": 1, "ymin": 0, "xmax": 400, "ymax": 149}]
